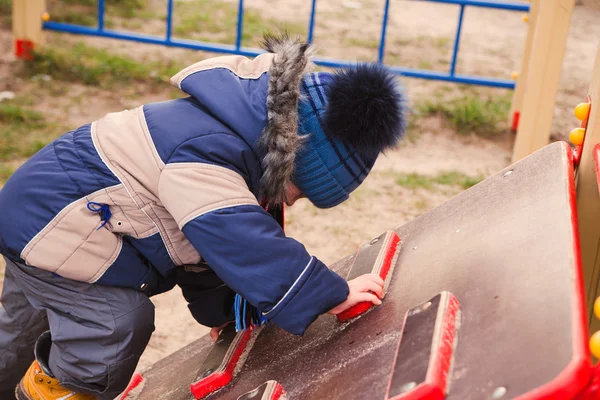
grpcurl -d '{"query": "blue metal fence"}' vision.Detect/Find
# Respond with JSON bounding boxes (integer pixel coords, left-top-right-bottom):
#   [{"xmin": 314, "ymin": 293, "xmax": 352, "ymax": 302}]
[{"xmin": 42, "ymin": 0, "xmax": 530, "ymax": 89}]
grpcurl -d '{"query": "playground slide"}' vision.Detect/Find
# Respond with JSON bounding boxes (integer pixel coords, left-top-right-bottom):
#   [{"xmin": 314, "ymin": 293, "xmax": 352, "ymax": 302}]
[{"xmin": 122, "ymin": 141, "xmax": 595, "ymax": 399}]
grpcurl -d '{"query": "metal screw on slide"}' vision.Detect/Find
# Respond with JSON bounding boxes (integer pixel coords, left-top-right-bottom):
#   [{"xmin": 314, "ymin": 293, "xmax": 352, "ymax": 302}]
[
  {"xmin": 337, "ymin": 231, "xmax": 401, "ymax": 322},
  {"xmin": 244, "ymin": 388, "xmax": 261, "ymax": 398},
  {"xmin": 407, "ymin": 301, "xmax": 432, "ymax": 317},
  {"xmin": 492, "ymin": 386, "xmax": 507, "ymax": 399},
  {"xmin": 398, "ymin": 382, "xmax": 417, "ymax": 394}
]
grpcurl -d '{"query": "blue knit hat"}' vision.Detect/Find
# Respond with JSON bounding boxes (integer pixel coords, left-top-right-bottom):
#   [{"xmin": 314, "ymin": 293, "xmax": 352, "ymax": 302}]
[{"xmin": 292, "ymin": 64, "xmax": 407, "ymax": 208}]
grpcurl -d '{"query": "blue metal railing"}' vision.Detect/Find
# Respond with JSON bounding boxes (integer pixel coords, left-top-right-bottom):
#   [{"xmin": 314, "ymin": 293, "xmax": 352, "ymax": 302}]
[
  {"xmin": 97, "ymin": 0, "xmax": 104, "ymax": 31},
  {"xmin": 42, "ymin": 0, "xmax": 530, "ymax": 89},
  {"xmin": 235, "ymin": 0, "xmax": 244, "ymax": 50},
  {"xmin": 449, "ymin": 4, "xmax": 465, "ymax": 76},
  {"xmin": 166, "ymin": 0, "xmax": 174, "ymax": 42}
]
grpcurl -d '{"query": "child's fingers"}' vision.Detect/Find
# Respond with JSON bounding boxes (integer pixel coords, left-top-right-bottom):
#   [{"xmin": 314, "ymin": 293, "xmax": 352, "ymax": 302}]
[
  {"xmin": 362, "ymin": 273, "xmax": 385, "ymax": 286},
  {"xmin": 210, "ymin": 328, "xmax": 219, "ymax": 342},
  {"xmin": 354, "ymin": 292, "xmax": 382, "ymax": 306},
  {"xmin": 357, "ymin": 279, "xmax": 385, "ymax": 299}
]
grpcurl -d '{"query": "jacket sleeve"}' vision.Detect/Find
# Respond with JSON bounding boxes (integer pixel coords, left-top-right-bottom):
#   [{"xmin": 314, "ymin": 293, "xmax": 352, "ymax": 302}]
[
  {"xmin": 158, "ymin": 134, "xmax": 349, "ymax": 335},
  {"xmin": 174, "ymin": 267, "xmax": 236, "ymax": 328}
]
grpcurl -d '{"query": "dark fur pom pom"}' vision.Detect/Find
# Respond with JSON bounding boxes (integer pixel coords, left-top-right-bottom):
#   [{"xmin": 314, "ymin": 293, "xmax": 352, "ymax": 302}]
[{"xmin": 323, "ymin": 63, "xmax": 406, "ymax": 155}]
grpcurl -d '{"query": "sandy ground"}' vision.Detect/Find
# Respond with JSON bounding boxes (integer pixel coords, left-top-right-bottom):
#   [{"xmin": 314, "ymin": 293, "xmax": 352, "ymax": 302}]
[{"xmin": 0, "ymin": 0, "xmax": 599, "ymax": 385}]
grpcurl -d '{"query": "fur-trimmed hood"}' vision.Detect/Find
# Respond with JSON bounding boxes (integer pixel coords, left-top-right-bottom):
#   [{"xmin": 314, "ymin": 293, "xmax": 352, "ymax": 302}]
[
  {"xmin": 170, "ymin": 33, "xmax": 405, "ymax": 206},
  {"xmin": 257, "ymin": 34, "xmax": 406, "ymax": 206},
  {"xmin": 258, "ymin": 33, "xmax": 313, "ymax": 204}
]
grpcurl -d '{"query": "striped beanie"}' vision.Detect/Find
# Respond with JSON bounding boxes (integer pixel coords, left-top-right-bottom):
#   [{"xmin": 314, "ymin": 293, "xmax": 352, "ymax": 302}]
[{"xmin": 292, "ymin": 64, "xmax": 407, "ymax": 208}]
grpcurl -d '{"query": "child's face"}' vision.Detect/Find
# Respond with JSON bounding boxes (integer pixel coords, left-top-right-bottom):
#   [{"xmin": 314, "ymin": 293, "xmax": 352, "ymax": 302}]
[{"xmin": 284, "ymin": 183, "xmax": 305, "ymax": 207}]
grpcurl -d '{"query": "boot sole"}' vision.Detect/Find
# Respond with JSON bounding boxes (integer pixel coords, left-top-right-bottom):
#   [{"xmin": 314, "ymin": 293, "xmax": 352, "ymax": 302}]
[{"xmin": 15, "ymin": 383, "xmax": 34, "ymax": 400}]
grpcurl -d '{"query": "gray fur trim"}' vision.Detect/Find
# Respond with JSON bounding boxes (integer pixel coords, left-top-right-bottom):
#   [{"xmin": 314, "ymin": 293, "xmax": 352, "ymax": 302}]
[{"xmin": 258, "ymin": 33, "xmax": 313, "ymax": 204}]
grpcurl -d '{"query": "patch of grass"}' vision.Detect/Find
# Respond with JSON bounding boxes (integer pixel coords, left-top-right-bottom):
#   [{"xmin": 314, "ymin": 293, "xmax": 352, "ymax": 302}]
[
  {"xmin": 413, "ymin": 198, "xmax": 429, "ymax": 211},
  {"xmin": 48, "ymin": 0, "xmax": 96, "ymax": 26},
  {"xmin": 0, "ymin": 164, "xmax": 15, "ymax": 183},
  {"xmin": 173, "ymin": 0, "xmax": 306, "ymax": 46},
  {"xmin": 395, "ymin": 171, "xmax": 483, "ymax": 191},
  {"xmin": 435, "ymin": 84, "xmax": 454, "ymax": 94},
  {"xmin": 106, "ymin": 0, "xmax": 147, "ymax": 18},
  {"xmin": 418, "ymin": 60, "xmax": 432, "ymax": 69},
  {"xmin": 0, "ymin": 0, "xmax": 11, "ymax": 26},
  {"xmin": 48, "ymin": 0, "xmax": 149, "ymax": 26},
  {"xmin": 403, "ymin": 116, "xmax": 421, "ymax": 144},
  {"xmin": 349, "ymin": 187, "xmax": 377, "ymax": 203},
  {"xmin": 26, "ymin": 140, "xmax": 49, "ymax": 156},
  {"xmin": 59, "ymin": 0, "xmax": 95, "ymax": 5},
  {"xmin": 393, "ymin": 38, "xmax": 412, "ymax": 46},
  {"xmin": 395, "ymin": 173, "xmax": 431, "ymax": 190},
  {"xmin": 0, "ymin": 102, "xmax": 53, "ymax": 161},
  {"xmin": 0, "ymin": 0, "xmax": 10, "ymax": 14},
  {"xmin": 121, "ymin": 19, "xmax": 144, "ymax": 30},
  {"xmin": 0, "ymin": 104, "xmax": 45, "ymax": 127},
  {"xmin": 416, "ymin": 93, "xmax": 512, "ymax": 136},
  {"xmin": 23, "ymin": 43, "xmax": 180, "ymax": 88},
  {"xmin": 327, "ymin": 226, "xmax": 347, "ymax": 236},
  {"xmin": 435, "ymin": 37, "xmax": 451, "ymax": 49},
  {"xmin": 243, "ymin": 10, "xmax": 306, "ymax": 46},
  {"xmin": 55, "ymin": 12, "xmax": 98, "ymax": 26},
  {"xmin": 346, "ymin": 37, "xmax": 379, "ymax": 49},
  {"xmin": 435, "ymin": 171, "xmax": 483, "ymax": 189},
  {"xmin": 386, "ymin": 54, "xmax": 401, "ymax": 66},
  {"xmin": 415, "ymin": 35, "xmax": 452, "ymax": 50}
]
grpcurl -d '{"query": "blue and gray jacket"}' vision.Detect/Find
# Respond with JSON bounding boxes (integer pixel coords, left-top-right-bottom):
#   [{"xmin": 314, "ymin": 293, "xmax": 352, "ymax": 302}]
[{"xmin": 0, "ymin": 37, "xmax": 349, "ymax": 335}]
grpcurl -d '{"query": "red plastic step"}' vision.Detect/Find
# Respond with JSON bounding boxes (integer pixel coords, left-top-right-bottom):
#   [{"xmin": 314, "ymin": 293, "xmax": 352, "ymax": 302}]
[
  {"xmin": 337, "ymin": 230, "xmax": 401, "ymax": 322},
  {"xmin": 190, "ymin": 324, "xmax": 262, "ymax": 399},
  {"xmin": 386, "ymin": 292, "xmax": 461, "ymax": 400}
]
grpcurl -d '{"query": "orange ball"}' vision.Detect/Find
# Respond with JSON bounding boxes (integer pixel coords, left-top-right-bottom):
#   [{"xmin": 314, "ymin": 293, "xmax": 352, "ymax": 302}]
[
  {"xmin": 595, "ymin": 297, "xmax": 600, "ymax": 320},
  {"xmin": 574, "ymin": 102, "xmax": 591, "ymax": 121},
  {"xmin": 590, "ymin": 331, "xmax": 600, "ymax": 359},
  {"xmin": 570, "ymin": 128, "xmax": 585, "ymax": 146},
  {"xmin": 41, "ymin": 12, "xmax": 50, "ymax": 22},
  {"xmin": 522, "ymin": 15, "xmax": 529, "ymax": 23}
]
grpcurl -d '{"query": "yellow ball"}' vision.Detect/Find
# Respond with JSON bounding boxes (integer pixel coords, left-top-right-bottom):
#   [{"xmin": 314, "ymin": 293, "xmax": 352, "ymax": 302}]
[
  {"xmin": 41, "ymin": 12, "xmax": 50, "ymax": 22},
  {"xmin": 590, "ymin": 331, "xmax": 600, "ymax": 359},
  {"xmin": 595, "ymin": 297, "xmax": 600, "ymax": 320},
  {"xmin": 574, "ymin": 102, "xmax": 591, "ymax": 121},
  {"xmin": 570, "ymin": 127, "xmax": 585, "ymax": 146},
  {"xmin": 522, "ymin": 15, "xmax": 529, "ymax": 23},
  {"xmin": 511, "ymin": 72, "xmax": 519, "ymax": 80}
]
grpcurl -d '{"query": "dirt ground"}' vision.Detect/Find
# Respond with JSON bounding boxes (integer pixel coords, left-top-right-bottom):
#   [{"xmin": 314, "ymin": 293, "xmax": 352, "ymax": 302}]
[{"xmin": 1, "ymin": 0, "xmax": 600, "ymax": 382}]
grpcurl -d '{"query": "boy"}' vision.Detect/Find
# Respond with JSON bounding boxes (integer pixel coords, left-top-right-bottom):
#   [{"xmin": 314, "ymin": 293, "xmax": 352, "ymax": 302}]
[{"xmin": 0, "ymin": 33, "xmax": 406, "ymax": 400}]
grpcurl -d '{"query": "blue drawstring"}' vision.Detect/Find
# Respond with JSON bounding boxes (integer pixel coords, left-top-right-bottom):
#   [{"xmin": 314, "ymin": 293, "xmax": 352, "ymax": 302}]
[
  {"xmin": 87, "ymin": 202, "xmax": 112, "ymax": 230},
  {"xmin": 234, "ymin": 294, "xmax": 242, "ymax": 332},
  {"xmin": 242, "ymin": 297, "xmax": 247, "ymax": 331},
  {"xmin": 233, "ymin": 293, "xmax": 268, "ymax": 332},
  {"xmin": 259, "ymin": 312, "xmax": 268, "ymax": 326}
]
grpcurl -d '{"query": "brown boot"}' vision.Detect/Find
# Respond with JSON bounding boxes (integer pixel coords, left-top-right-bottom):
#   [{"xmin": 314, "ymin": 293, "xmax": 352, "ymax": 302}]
[{"xmin": 15, "ymin": 332, "xmax": 96, "ymax": 400}]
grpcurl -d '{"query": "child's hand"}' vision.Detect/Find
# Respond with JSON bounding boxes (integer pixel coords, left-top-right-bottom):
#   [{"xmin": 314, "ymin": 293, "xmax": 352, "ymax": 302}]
[
  {"xmin": 210, "ymin": 321, "xmax": 233, "ymax": 342},
  {"xmin": 327, "ymin": 273, "xmax": 385, "ymax": 315}
]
